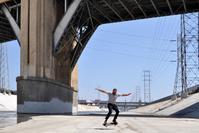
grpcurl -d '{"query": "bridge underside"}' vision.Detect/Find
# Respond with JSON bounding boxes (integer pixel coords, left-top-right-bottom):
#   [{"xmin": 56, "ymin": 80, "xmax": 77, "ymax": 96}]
[{"xmin": 0, "ymin": 0, "xmax": 20, "ymax": 42}]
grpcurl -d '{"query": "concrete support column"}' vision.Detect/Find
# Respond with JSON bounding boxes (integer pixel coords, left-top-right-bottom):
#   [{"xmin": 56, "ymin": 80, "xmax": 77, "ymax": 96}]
[{"xmin": 18, "ymin": 0, "xmax": 78, "ymax": 114}]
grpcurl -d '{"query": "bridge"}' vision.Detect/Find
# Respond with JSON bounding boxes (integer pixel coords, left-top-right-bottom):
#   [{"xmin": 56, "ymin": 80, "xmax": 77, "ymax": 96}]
[
  {"xmin": 0, "ymin": 0, "xmax": 199, "ymax": 114},
  {"xmin": 79, "ymin": 100, "xmax": 146, "ymax": 111},
  {"xmin": 97, "ymin": 101, "xmax": 146, "ymax": 111}
]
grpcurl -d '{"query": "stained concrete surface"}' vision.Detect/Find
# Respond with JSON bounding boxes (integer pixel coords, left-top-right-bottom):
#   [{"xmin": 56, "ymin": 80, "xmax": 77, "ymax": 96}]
[
  {"xmin": 0, "ymin": 112, "xmax": 16, "ymax": 129},
  {"xmin": 130, "ymin": 92, "xmax": 199, "ymax": 118},
  {"xmin": 1, "ymin": 115, "xmax": 199, "ymax": 133}
]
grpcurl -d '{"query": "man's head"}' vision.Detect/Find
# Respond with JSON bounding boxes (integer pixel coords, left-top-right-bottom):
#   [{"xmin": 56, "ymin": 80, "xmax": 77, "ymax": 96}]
[{"xmin": 112, "ymin": 88, "xmax": 117, "ymax": 95}]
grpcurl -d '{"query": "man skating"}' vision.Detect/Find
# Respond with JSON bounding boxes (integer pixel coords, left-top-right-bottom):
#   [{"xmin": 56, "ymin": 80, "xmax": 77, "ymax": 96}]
[{"xmin": 96, "ymin": 88, "xmax": 132, "ymax": 126}]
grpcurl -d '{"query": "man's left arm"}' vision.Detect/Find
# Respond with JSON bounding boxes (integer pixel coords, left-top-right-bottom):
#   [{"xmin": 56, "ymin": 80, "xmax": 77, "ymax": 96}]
[{"xmin": 118, "ymin": 93, "xmax": 132, "ymax": 97}]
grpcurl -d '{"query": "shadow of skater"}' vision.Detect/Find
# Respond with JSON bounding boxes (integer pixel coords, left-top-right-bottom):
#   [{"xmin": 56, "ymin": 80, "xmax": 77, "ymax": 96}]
[{"xmin": 94, "ymin": 127, "xmax": 115, "ymax": 130}]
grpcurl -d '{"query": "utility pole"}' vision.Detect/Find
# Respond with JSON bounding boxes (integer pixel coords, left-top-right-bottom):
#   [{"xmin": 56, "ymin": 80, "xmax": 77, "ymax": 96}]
[
  {"xmin": 143, "ymin": 70, "xmax": 151, "ymax": 103},
  {"xmin": 95, "ymin": 86, "xmax": 101, "ymax": 106},
  {"xmin": 135, "ymin": 86, "xmax": 141, "ymax": 102}
]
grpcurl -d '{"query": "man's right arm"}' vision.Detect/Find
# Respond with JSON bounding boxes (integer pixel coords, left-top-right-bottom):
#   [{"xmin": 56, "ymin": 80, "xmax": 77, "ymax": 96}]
[{"xmin": 96, "ymin": 88, "xmax": 109, "ymax": 94}]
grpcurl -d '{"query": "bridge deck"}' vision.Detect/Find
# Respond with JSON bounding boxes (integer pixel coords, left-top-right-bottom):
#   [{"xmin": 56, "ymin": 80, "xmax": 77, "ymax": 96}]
[
  {"xmin": 0, "ymin": 0, "xmax": 10, "ymax": 4},
  {"xmin": 0, "ymin": 0, "xmax": 20, "ymax": 43},
  {"xmin": 0, "ymin": 0, "xmax": 199, "ymax": 44}
]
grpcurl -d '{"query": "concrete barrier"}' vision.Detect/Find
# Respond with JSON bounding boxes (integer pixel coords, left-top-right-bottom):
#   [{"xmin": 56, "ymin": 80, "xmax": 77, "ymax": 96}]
[{"xmin": 17, "ymin": 77, "xmax": 77, "ymax": 114}]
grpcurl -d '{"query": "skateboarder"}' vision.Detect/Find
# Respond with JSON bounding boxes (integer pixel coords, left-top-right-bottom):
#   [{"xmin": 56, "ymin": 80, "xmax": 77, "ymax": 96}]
[{"xmin": 96, "ymin": 88, "xmax": 132, "ymax": 126}]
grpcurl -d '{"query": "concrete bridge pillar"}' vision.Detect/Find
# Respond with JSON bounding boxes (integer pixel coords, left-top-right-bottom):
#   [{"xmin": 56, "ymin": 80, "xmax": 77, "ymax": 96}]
[{"xmin": 17, "ymin": 0, "xmax": 78, "ymax": 114}]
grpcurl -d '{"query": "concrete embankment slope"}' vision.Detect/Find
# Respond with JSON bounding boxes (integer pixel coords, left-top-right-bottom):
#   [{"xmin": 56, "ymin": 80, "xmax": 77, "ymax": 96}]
[
  {"xmin": 0, "ymin": 93, "xmax": 105, "ymax": 112},
  {"xmin": 131, "ymin": 99, "xmax": 177, "ymax": 114},
  {"xmin": 78, "ymin": 104, "xmax": 107, "ymax": 112},
  {"xmin": 156, "ymin": 92, "xmax": 199, "ymax": 117},
  {"xmin": 131, "ymin": 92, "xmax": 199, "ymax": 118},
  {"xmin": 0, "ymin": 93, "xmax": 16, "ymax": 111}
]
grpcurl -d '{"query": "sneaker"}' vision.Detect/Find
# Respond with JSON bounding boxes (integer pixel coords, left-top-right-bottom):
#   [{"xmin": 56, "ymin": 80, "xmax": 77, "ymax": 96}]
[
  {"xmin": 112, "ymin": 120, "xmax": 118, "ymax": 125},
  {"xmin": 103, "ymin": 120, "xmax": 107, "ymax": 126}
]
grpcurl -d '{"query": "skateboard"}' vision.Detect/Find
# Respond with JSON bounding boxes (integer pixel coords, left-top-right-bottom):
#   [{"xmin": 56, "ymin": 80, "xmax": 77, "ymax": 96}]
[{"xmin": 103, "ymin": 122, "xmax": 118, "ymax": 127}]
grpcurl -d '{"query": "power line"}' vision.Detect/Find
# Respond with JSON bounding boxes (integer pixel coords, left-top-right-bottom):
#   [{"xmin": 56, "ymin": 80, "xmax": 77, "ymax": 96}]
[
  {"xmin": 146, "ymin": 18, "xmax": 173, "ymax": 71},
  {"xmin": 87, "ymin": 46, "xmax": 171, "ymax": 62},
  {"xmin": 151, "ymin": 17, "xmax": 180, "ymax": 78},
  {"xmin": 90, "ymin": 38, "xmax": 173, "ymax": 53},
  {"xmin": 98, "ymin": 27, "xmax": 173, "ymax": 42}
]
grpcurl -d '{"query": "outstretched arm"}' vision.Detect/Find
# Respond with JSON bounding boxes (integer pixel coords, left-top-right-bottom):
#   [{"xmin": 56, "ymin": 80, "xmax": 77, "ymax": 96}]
[
  {"xmin": 120, "ymin": 93, "xmax": 132, "ymax": 96},
  {"xmin": 96, "ymin": 88, "xmax": 109, "ymax": 94}
]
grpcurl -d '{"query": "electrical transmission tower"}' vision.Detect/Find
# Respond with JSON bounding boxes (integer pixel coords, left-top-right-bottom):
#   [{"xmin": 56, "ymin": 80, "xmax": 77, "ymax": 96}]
[
  {"xmin": 135, "ymin": 86, "xmax": 141, "ymax": 102},
  {"xmin": 143, "ymin": 70, "xmax": 151, "ymax": 103},
  {"xmin": 173, "ymin": 13, "xmax": 199, "ymax": 98},
  {"xmin": 0, "ymin": 44, "xmax": 10, "ymax": 91}
]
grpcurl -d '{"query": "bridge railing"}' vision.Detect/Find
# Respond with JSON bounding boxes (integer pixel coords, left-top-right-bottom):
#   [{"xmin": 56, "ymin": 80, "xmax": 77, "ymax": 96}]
[{"xmin": 0, "ymin": 88, "xmax": 17, "ymax": 95}]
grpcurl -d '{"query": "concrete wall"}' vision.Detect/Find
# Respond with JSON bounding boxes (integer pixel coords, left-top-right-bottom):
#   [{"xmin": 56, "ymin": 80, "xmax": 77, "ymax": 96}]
[
  {"xmin": 71, "ymin": 65, "xmax": 78, "ymax": 113},
  {"xmin": 18, "ymin": 0, "xmax": 78, "ymax": 114},
  {"xmin": 20, "ymin": 0, "xmax": 65, "ymax": 81},
  {"xmin": 17, "ymin": 77, "xmax": 77, "ymax": 114}
]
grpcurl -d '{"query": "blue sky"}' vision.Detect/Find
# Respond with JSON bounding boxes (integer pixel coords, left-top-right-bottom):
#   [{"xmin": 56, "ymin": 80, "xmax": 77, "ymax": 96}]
[{"xmin": 5, "ymin": 14, "xmax": 180, "ymax": 102}]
